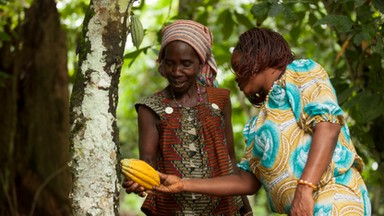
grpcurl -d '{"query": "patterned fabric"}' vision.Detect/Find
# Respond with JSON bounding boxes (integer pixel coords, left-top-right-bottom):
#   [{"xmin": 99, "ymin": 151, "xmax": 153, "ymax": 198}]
[
  {"xmin": 136, "ymin": 87, "xmax": 243, "ymax": 215},
  {"xmin": 238, "ymin": 59, "xmax": 371, "ymax": 215},
  {"xmin": 157, "ymin": 20, "xmax": 218, "ymax": 87}
]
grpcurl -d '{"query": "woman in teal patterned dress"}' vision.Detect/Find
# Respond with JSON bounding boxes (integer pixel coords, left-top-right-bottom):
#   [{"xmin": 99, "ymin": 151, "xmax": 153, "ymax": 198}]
[{"xmin": 154, "ymin": 27, "xmax": 371, "ymax": 216}]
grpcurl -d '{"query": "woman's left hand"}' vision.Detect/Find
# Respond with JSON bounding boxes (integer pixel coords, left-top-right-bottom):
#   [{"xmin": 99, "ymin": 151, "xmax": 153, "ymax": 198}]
[{"xmin": 289, "ymin": 184, "xmax": 314, "ymax": 216}]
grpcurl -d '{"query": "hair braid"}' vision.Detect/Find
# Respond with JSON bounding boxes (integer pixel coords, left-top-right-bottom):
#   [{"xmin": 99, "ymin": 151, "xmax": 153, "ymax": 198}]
[{"xmin": 232, "ymin": 27, "xmax": 294, "ymax": 79}]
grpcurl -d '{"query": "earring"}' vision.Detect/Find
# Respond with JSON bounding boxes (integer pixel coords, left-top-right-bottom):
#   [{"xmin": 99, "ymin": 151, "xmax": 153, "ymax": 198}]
[{"xmin": 246, "ymin": 92, "xmax": 265, "ymax": 108}]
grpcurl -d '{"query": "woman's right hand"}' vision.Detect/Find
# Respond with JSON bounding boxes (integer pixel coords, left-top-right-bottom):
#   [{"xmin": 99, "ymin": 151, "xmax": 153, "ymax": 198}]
[
  {"xmin": 153, "ymin": 172, "xmax": 184, "ymax": 193},
  {"xmin": 122, "ymin": 178, "xmax": 147, "ymax": 197}
]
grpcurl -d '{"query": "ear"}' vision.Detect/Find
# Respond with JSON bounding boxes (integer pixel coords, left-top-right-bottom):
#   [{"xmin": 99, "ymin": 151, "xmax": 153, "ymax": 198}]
[{"xmin": 158, "ymin": 64, "xmax": 165, "ymax": 76}]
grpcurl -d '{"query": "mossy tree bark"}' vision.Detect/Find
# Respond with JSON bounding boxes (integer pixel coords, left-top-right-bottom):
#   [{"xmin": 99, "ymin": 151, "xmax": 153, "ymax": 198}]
[{"xmin": 69, "ymin": 0, "xmax": 135, "ymax": 215}]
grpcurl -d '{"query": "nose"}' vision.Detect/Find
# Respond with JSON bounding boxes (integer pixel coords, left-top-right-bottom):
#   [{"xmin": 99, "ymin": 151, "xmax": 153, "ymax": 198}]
[{"xmin": 170, "ymin": 64, "xmax": 183, "ymax": 75}]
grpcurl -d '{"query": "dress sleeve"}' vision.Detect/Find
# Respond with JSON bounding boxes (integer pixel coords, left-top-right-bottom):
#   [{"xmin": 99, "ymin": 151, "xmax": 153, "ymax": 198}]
[
  {"xmin": 296, "ymin": 60, "xmax": 345, "ymax": 132},
  {"xmin": 237, "ymin": 116, "xmax": 258, "ymax": 173},
  {"xmin": 135, "ymin": 94, "xmax": 165, "ymax": 117}
]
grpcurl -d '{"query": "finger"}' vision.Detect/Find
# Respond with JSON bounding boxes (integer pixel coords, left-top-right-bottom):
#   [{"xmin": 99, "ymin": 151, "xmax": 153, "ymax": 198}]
[
  {"xmin": 157, "ymin": 172, "xmax": 167, "ymax": 181},
  {"xmin": 122, "ymin": 180, "xmax": 134, "ymax": 188},
  {"xmin": 125, "ymin": 182, "xmax": 141, "ymax": 194},
  {"xmin": 138, "ymin": 191, "xmax": 147, "ymax": 197}
]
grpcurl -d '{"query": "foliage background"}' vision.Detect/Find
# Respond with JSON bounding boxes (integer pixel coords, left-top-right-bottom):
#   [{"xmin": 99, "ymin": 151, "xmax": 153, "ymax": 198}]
[{"xmin": 1, "ymin": 0, "xmax": 383, "ymax": 215}]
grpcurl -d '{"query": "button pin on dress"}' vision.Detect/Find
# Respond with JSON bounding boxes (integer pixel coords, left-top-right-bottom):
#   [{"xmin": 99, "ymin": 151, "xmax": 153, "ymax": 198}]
[
  {"xmin": 165, "ymin": 107, "xmax": 173, "ymax": 114},
  {"xmin": 211, "ymin": 103, "xmax": 219, "ymax": 110}
]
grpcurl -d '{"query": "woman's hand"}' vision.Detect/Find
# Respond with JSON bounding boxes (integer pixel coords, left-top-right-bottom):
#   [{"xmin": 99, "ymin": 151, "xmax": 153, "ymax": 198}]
[
  {"xmin": 122, "ymin": 178, "xmax": 147, "ymax": 197},
  {"xmin": 153, "ymin": 172, "xmax": 184, "ymax": 193},
  {"xmin": 289, "ymin": 185, "xmax": 314, "ymax": 216}
]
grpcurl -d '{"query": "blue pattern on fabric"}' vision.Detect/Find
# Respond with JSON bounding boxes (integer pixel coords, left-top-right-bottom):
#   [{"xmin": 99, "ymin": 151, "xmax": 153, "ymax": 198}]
[
  {"xmin": 335, "ymin": 168, "xmax": 353, "ymax": 185},
  {"xmin": 333, "ymin": 142, "xmax": 354, "ymax": 175},
  {"xmin": 361, "ymin": 185, "xmax": 372, "ymax": 216},
  {"xmin": 290, "ymin": 140, "xmax": 311, "ymax": 178},
  {"xmin": 304, "ymin": 101, "xmax": 344, "ymax": 119},
  {"xmin": 287, "ymin": 59, "xmax": 317, "ymax": 72},
  {"xmin": 253, "ymin": 120, "xmax": 280, "ymax": 168},
  {"xmin": 268, "ymin": 85, "xmax": 290, "ymax": 109},
  {"xmin": 341, "ymin": 125, "xmax": 351, "ymax": 141},
  {"xmin": 285, "ymin": 82, "xmax": 302, "ymax": 121},
  {"xmin": 237, "ymin": 160, "xmax": 252, "ymax": 173},
  {"xmin": 314, "ymin": 204, "xmax": 333, "ymax": 216}
]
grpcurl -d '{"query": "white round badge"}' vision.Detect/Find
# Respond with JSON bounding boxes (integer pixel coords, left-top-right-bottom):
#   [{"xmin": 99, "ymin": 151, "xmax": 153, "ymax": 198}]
[
  {"xmin": 211, "ymin": 103, "xmax": 219, "ymax": 110},
  {"xmin": 165, "ymin": 107, "xmax": 173, "ymax": 114}
]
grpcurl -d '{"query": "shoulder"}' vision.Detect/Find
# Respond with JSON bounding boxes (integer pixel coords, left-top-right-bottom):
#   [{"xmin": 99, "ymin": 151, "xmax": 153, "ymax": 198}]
[
  {"xmin": 135, "ymin": 91, "xmax": 166, "ymax": 113},
  {"xmin": 206, "ymin": 87, "xmax": 231, "ymax": 110},
  {"xmin": 287, "ymin": 59, "xmax": 321, "ymax": 72},
  {"xmin": 286, "ymin": 59, "xmax": 329, "ymax": 83},
  {"xmin": 206, "ymin": 87, "xmax": 230, "ymax": 98}
]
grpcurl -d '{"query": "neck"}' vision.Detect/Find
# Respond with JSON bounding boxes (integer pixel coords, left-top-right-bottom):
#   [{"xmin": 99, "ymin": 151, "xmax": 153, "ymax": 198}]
[
  {"xmin": 171, "ymin": 82, "xmax": 202, "ymax": 108},
  {"xmin": 263, "ymin": 68, "xmax": 283, "ymax": 94}
]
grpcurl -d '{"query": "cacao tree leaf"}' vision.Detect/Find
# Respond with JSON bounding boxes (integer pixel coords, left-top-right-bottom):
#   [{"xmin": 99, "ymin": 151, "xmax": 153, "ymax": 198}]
[
  {"xmin": 124, "ymin": 45, "xmax": 152, "ymax": 67},
  {"xmin": 234, "ymin": 11, "xmax": 254, "ymax": 29},
  {"xmin": 217, "ymin": 9, "xmax": 234, "ymax": 40},
  {"xmin": 354, "ymin": 0, "xmax": 367, "ymax": 7},
  {"xmin": 268, "ymin": 3, "xmax": 284, "ymax": 17},
  {"xmin": 314, "ymin": 15, "xmax": 353, "ymax": 33},
  {"xmin": 251, "ymin": 2, "xmax": 269, "ymax": 24}
]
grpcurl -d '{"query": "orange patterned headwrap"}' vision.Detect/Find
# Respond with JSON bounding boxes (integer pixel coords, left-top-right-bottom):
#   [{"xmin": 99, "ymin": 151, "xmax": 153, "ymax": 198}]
[{"xmin": 157, "ymin": 20, "xmax": 218, "ymax": 87}]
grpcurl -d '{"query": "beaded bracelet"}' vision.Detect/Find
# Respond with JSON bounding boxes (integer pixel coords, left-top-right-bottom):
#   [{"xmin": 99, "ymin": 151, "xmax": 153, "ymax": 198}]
[{"xmin": 297, "ymin": 179, "xmax": 318, "ymax": 190}]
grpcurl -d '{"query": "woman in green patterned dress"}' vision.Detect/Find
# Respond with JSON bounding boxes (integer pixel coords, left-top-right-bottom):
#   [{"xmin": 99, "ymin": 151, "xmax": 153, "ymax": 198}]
[{"xmin": 154, "ymin": 27, "xmax": 371, "ymax": 216}]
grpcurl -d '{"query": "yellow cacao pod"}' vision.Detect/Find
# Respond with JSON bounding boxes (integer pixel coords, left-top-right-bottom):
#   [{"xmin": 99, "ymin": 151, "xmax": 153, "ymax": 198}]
[
  {"xmin": 130, "ymin": 15, "xmax": 144, "ymax": 49},
  {"xmin": 121, "ymin": 158, "xmax": 160, "ymax": 190}
]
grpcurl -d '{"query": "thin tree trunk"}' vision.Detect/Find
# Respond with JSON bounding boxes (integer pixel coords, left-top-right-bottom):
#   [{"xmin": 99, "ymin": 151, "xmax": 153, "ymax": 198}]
[{"xmin": 69, "ymin": 0, "xmax": 134, "ymax": 215}]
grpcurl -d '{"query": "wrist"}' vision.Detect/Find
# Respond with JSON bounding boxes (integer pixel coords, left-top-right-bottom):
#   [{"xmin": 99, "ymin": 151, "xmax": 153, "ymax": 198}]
[
  {"xmin": 297, "ymin": 179, "xmax": 318, "ymax": 191},
  {"xmin": 296, "ymin": 183, "xmax": 314, "ymax": 193},
  {"xmin": 180, "ymin": 178, "xmax": 187, "ymax": 193}
]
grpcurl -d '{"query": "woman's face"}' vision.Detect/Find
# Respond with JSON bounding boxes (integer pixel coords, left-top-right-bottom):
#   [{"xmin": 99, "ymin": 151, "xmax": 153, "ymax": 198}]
[
  {"xmin": 231, "ymin": 51, "xmax": 265, "ymax": 97},
  {"xmin": 162, "ymin": 41, "xmax": 201, "ymax": 93}
]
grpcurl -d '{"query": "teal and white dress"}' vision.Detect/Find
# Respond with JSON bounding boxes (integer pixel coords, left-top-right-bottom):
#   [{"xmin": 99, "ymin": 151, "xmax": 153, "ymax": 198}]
[{"xmin": 238, "ymin": 59, "xmax": 371, "ymax": 215}]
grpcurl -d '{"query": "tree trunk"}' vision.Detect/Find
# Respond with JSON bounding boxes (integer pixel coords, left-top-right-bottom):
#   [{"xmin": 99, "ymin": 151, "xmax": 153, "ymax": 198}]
[
  {"xmin": 69, "ymin": 0, "xmax": 134, "ymax": 215},
  {"xmin": 0, "ymin": 0, "xmax": 71, "ymax": 215}
]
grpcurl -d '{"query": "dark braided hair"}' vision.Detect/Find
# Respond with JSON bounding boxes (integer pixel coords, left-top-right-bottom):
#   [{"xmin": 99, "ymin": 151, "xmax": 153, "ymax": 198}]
[{"xmin": 231, "ymin": 27, "xmax": 294, "ymax": 80}]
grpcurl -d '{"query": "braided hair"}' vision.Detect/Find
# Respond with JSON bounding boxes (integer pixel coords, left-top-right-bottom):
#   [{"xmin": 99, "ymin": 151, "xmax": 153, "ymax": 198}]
[{"xmin": 231, "ymin": 27, "xmax": 294, "ymax": 81}]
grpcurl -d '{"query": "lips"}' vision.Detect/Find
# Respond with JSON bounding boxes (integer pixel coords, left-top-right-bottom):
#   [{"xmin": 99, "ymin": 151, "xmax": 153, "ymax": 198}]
[{"xmin": 171, "ymin": 81, "xmax": 185, "ymax": 89}]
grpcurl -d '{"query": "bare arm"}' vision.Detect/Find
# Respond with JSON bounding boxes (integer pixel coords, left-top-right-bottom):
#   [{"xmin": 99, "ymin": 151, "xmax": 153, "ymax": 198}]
[
  {"xmin": 137, "ymin": 105, "xmax": 160, "ymax": 167},
  {"xmin": 300, "ymin": 121, "xmax": 340, "ymax": 185},
  {"xmin": 223, "ymin": 95, "xmax": 253, "ymax": 214},
  {"xmin": 223, "ymin": 96, "xmax": 237, "ymax": 168},
  {"xmin": 290, "ymin": 121, "xmax": 340, "ymax": 215},
  {"xmin": 122, "ymin": 105, "xmax": 160, "ymax": 196},
  {"xmin": 156, "ymin": 170, "xmax": 261, "ymax": 196}
]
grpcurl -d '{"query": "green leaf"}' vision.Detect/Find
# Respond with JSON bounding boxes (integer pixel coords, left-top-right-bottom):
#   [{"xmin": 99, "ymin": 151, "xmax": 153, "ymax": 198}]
[
  {"xmin": 217, "ymin": 9, "xmax": 234, "ymax": 40},
  {"xmin": 234, "ymin": 11, "xmax": 254, "ymax": 29},
  {"xmin": 314, "ymin": 15, "xmax": 353, "ymax": 33},
  {"xmin": 337, "ymin": 85, "xmax": 357, "ymax": 105},
  {"xmin": 251, "ymin": 2, "xmax": 269, "ymax": 21},
  {"xmin": 268, "ymin": 3, "xmax": 284, "ymax": 17},
  {"xmin": 354, "ymin": 0, "xmax": 367, "ymax": 7},
  {"xmin": 123, "ymin": 45, "xmax": 152, "ymax": 67},
  {"xmin": 0, "ymin": 32, "xmax": 11, "ymax": 42}
]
